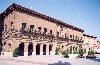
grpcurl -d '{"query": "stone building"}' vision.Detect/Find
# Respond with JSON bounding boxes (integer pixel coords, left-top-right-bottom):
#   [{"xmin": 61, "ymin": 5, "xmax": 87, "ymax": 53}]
[
  {"xmin": 95, "ymin": 41, "xmax": 100, "ymax": 53},
  {"xmin": 0, "ymin": 3, "xmax": 85, "ymax": 56},
  {"xmin": 83, "ymin": 34, "xmax": 97, "ymax": 53}
]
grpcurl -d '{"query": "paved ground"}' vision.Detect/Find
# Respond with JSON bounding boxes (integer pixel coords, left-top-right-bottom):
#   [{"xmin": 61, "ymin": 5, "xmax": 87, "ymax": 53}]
[{"xmin": 0, "ymin": 54, "xmax": 100, "ymax": 65}]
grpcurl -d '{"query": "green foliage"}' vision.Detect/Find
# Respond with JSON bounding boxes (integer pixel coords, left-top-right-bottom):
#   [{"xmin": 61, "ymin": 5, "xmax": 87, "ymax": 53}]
[
  {"xmin": 69, "ymin": 48, "xmax": 72, "ymax": 54},
  {"xmin": 55, "ymin": 47, "xmax": 60, "ymax": 55},
  {"xmin": 88, "ymin": 49, "xmax": 94, "ymax": 55},
  {"xmin": 13, "ymin": 47, "xmax": 19, "ymax": 57},
  {"xmin": 84, "ymin": 49, "xmax": 86, "ymax": 54},
  {"xmin": 78, "ymin": 48, "xmax": 84, "ymax": 56},
  {"xmin": 62, "ymin": 49, "xmax": 69, "ymax": 55},
  {"xmin": 62, "ymin": 49, "xmax": 69, "ymax": 58}
]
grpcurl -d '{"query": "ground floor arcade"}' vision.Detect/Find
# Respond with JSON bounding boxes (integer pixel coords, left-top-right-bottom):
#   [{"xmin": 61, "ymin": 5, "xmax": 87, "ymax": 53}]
[{"xmin": 1, "ymin": 39, "xmax": 82, "ymax": 56}]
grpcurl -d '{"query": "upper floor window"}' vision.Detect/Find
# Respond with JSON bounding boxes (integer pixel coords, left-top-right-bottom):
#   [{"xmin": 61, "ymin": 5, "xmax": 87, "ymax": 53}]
[
  {"xmin": 30, "ymin": 25, "xmax": 34, "ymax": 32},
  {"xmin": 73, "ymin": 35, "xmax": 74, "ymax": 39},
  {"xmin": 38, "ymin": 27, "xmax": 41, "ymax": 31},
  {"xmin": 5, "ymin": 25, "xmax": 7, "ymax": 29},
  {"xmin": 22, "ymin": 23, "xmax": 26, "ymax": 31},
  {"xmin": 44, "ymin": 28, "xmax": 47, "ymax": 33},
  {"xmin": 57, "ymin": 31, "xmax": 59, "ymax": 35},
  {"xmin": 11, "ymin": 21, "xmax": 13, "ymax": 26},
  {"xmin": 4, "ymin": 42, "xmax": 6, "ymax": 45},
  {"xmin": 50, "ymin": 30, "xmax": 52, "ymax": 34},
  {"xmin": 65, "ymin": 33, "xmax": 66, "ymax": 37},
  {"xmin": 78, "ymin": 37, "xmax": 79, "ymax": 40},
  {"xmin": 76, "ymin": 36, "xmax": 77, "ymax": 39},
  {"xmin": 70, "ymin": 35, "xmax": 72, "ymax": 38},
  {"xmin": 81, "ymin": 37, "xmax": 82, "ymax": 40}
]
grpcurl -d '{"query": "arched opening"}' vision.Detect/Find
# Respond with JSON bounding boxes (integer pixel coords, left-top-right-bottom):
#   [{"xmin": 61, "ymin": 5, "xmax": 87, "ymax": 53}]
[
  {"xmin": 43, "ymin": 44, "xmax": 46, "ymax": 55},
  {"xmin": 49, "ymin": 45, "xmax": 52, "ymax": 55},
  {"xmin": 28, "ymin": 43, "xmax": 33, "ymax": 56},
  {"xmin": 36, "ymin": 44, "xmax": 40, "ymax": 55},
  {"xmin": 19, "ymin": 42, "xmax": 24, "ymax": 56}
]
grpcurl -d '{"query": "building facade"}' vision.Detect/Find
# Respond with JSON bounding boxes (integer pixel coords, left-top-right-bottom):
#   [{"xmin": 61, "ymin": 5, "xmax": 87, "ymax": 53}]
[
  {"xmin": 95, "ymin": 41, "xmax": 100, "ymax": 53},
  {"xmin": 0, "ymin": 3, "xmax": 98, "ymax": 56},
  {"xmin": 83, "ymin": 34, "xmax": 97, "ymax": 53}
]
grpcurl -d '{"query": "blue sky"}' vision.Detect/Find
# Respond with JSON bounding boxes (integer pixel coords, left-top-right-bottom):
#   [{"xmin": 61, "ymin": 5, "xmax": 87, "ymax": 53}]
[{"xmin": 0, "ymin": 0, "xmax": 100, "ymax": 40}]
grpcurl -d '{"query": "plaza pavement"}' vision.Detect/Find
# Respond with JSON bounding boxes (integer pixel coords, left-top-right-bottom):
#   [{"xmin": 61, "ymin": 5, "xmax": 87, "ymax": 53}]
[{"xmin": 0, "ymin": 54, "xmax": 100, "ymax": 65}]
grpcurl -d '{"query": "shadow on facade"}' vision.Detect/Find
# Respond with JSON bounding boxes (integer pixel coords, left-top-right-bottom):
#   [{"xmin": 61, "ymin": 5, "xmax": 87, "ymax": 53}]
[
  {"xmin": 48, "ymin": 61, "xmax": 71, "ymax": 65},
  {"xmin": 28, "ymin": 43, "xmax": 33, "ymax": 56},
  {"xmin": 19, "ymin": 42, "xmax": 24, "ymax": 56},
  {"xmin": 88, "ymin": 58, "xmax": 100, "ymax": 62},
  {"xmin": 36, "ymin": 44, "xmax": 40, "ymax": 55},
  {"xmin": 43, "ymin": 44, "xmax": 46, "ymax": 55},
  {"xmin": 0, "ymin": 13, "xmax": 4, "ymax": 55}
]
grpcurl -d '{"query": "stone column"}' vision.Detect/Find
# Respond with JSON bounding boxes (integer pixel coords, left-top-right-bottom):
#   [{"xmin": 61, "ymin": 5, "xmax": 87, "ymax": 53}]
[
  {"xmin": 40, "ymin": 43, "xmax": 43, "ymax": 55},
  {"xmin": 24, "ymin": 42, "xmax": 28, "ymax": 56},
  {"xmin": 52, "ymin": 44, "xmax": 56, "ymax": 55},
  {"xmin": 46, "ymin": 44, "xmax": 49, "ymax": 55},
  {"xmin": 33, "ymin": 43, "xmax": 36, "ymax": 55}
]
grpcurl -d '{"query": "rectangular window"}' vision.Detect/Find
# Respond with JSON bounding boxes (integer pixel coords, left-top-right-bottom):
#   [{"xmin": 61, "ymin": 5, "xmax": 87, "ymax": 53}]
[
  {"xmin": 57, "ymin": 31, "xmax": 59, "ymax": 35},
  {"xmin": 30, "ymin": 25, "xmax": 34, "ymax": 32},
  {"xmin": 70, "ymin": 35, "xmax": 72, "ymax": 38},
  {"xmin": 38, "ymin": 27, "xmax": 41, "ymax": 31},
  {"xmin": 73, "ymin": 35, "xmax": 74, "ymax": 39},
  {"xmin": 65, "ymin": 33, "xmax": 66, "ymax": 37},
  {"xmin": 50, "ymin": 30, "xmax": 52, "ymax": 34},
  {"xmin": 22, "ymin": 23, "xmax": 26, "ymax": 31},
  {"xmin": 44, "ymin": 28, "xmax": 47, "ymax": 33},
  {"xmin": 76, "ymin": 36, "xmax": 77, "ymax": 39},
  {"xmin": 81, "ymin": 37, "xmax": 82, "ymax": 40},
  {"xmin": 78, "ymin": 37, "xmax": 79, "ymax": 40}
]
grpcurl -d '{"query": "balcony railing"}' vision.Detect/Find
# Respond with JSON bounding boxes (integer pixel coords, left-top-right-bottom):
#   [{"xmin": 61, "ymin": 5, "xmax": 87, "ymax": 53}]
[{"xmin": 12, "ymin": 29, "xmax": 84, "ymax": 43}]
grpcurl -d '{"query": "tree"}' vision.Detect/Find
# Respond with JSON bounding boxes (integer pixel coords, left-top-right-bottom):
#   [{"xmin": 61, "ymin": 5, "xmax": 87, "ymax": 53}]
[
  {"xmin": 55, "ymin": 47, "xmax": 60, "ymax": 55},
  {"xmin": 13, "ymin": 47, "xmax": 19, "ymax": 57}
]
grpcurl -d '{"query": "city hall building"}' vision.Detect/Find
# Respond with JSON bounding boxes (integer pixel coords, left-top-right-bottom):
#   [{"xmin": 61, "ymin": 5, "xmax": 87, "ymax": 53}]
[{"xmin": 0, "ymin": 3, "xmax": 95, "ymax": 56}]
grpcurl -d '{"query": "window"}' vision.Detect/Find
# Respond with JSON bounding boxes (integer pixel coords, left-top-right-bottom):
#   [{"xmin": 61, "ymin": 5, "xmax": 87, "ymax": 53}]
[
  {"xmin": 4, "ymin": 42, "xmax": 6, "ymax": 45},
  {"xmin": 57, "ymin": 31, "xmax": 59, "ymax": 35},
  {"xmin": 81, "ymin": 37, "xmax": 82, "ymax": 40},
  {"xmin": 44, "ymin": 28, "xmax": 47, "ymax": 33},
  {"xmin": 11, "ymin": 21, "xmax": 13, "ymax": 26},
  {"xmin": 65, "ymin": 33, "xmax": 66, "ymax": 37},
  {"xmin": 30, "ymin": 25, "xmax": 34, "ymax": 32},
  {"xmin": 8, "ymin": 43, "xmax": 11, "ymax": 47},
  {"xmin": 73, "ymin": 35, "xmax": 74, "ymax": 39},
  {"xmin": 22, "ymin": 23, "xmax": 26, "ymax": 31},
  {"xmin": 78, "ymin": 37, "xmax": 79, "ymax": 40},
  {"xmin": 76, "ymin": 47, "xmax": 77, "ymax": 50},
  {"xmin": 38, "ymin": 27, "xmax": 41, "ymax": 31},
  {"xmin": 76, "ymin": 36, "xmax": 77, "ymax": 39},
  {"xmin": 50, "ymin": 30, "xmax": 52, "ymax": 34},
  {"xmin": 5, "ymin": 25, "xmax": 7, "ymax": 29},
  {"xmin": 70, "ymin": 35, "xmax": 72, "ymax": 38}
]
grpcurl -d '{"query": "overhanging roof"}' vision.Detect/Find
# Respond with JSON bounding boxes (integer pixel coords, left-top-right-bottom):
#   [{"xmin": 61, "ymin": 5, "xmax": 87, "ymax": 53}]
[{"xmin": 1, "ymin": 3, "xmax": 84, "ymax": 32}]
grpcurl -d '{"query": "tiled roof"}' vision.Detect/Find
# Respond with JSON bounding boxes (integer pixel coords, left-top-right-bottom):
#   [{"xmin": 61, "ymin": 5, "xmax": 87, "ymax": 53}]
[
  {"xmin": 1, "ymin": 3, "xmax": 84, "ymax": 32},
  {"xmin": 83, "ymin": 34, "xmax": 97, "ymax": 38}
]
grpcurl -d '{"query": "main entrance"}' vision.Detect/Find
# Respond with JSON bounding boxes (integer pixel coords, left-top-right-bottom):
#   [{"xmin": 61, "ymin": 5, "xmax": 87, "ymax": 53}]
[
  {"xmin": 19, "ymin": 42, "xmax": 24, "ymax": 56},
  {"xmin": 43, "ymin": 44, "xmax": 46, "ymax": 55},
  {"xmin": 28, "ymin": 43, "xmax": 33, "ymax": 56},
  {"xmin": 36, "ymin": 44, "xmax": 40, "ymax": 55}
]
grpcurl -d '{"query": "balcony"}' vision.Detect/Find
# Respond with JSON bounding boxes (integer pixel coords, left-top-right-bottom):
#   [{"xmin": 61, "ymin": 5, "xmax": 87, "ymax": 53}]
[
  {"xmin": 12, "ymin": 29, "xmax": 84, "ymax": 43},
  {"xmin": 68, "ymin": 37, "xmax": 84, "ymax": 44}
]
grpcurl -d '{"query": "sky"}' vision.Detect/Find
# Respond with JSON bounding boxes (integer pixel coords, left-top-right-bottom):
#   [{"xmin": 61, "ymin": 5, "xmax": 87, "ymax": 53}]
[{"xmin": 0, "ymin": 0, "xmax": 100, "ymax": 40}]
